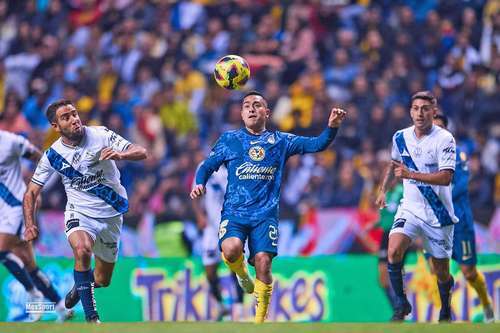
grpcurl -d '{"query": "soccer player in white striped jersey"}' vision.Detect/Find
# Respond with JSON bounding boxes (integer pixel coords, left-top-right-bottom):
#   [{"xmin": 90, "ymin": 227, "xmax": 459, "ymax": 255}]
[
  {"xmin": 0, "ymin": 129, "xmax": 72, "ymax": 321},
  {"xmin": 376, "ymin": 91, "xmax": 458, "ymax": 322},
  {"xmin": 191, "ymin": 164, "xmax": 244, "ymax": 320},
  {"xmin": 23, "ymin": 100, "xmax": 147, "ymax": 322}
]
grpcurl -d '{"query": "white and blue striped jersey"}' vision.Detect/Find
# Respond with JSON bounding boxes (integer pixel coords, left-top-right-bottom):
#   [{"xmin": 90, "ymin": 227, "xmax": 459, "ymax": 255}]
[
  {"xmin": 32, "ymin": 126, "xmax": 131, "ymax": 218},
  {"xmin": 391, "ymin": 125, "xmax": 458, "ymax": 227},
  {"xmin": 0, "ymin": 130, "xmax": 34, "ymax": 209}
]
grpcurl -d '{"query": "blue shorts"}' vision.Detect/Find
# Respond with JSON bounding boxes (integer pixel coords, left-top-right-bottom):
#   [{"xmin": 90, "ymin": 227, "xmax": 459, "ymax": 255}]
[
  {"xmin": 218, "ymin": 217, "xmax": 279, "ymax": 263},
  {"xmin": 451, "ymin": 222, "xmax": 477, "ymax": 266}
]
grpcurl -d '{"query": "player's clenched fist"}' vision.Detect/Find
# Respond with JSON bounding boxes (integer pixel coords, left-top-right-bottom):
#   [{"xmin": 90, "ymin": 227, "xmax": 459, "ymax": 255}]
[
  {"xmin": 392, "ymin": 161, "xmax": 411, "ymax": 179},
  {"xmin": 190, "ymin": 184, "xmax": 206, "ymax": 199},
  {"xmin": 99, "ymin": 147, "xmax": 122, "ymax": 160},
  {"xmin": 24, "ymin": 225, "xmax": 39, "ymax": 242},
  {"xmin": 328, "ymin": 108, "xmax": 347, "ymax": 128}
]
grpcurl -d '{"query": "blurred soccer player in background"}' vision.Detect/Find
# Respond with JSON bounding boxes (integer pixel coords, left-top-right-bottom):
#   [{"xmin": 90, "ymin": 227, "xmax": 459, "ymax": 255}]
[
  {"xmin": 0, "ymin": 129, "xmax": 72, "ymax": 321},
  {"xmin": 430, "ymin": 114, "xmax": 495, "ymax": 323},
  {"xmin": 192, "ymin": 164, "xmax": 244, "ymax": 321}
]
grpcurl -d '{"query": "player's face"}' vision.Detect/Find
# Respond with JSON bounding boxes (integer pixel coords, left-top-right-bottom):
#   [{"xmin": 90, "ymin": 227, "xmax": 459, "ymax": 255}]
[
  {"xmin": 52, "ymin": 104, "xmax": 84, "ymax": 141},
  {"xmin": 410, "ymin": 98, "xmax": 436, "ymax": 131},
  {"xmin": 241, "ymin": 95, "xmax": 270, "ymax": 131}
]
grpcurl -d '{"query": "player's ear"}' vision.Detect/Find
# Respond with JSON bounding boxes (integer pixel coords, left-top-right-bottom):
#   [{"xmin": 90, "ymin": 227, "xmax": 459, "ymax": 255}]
[
  {"xmin": 265, "ymin": 108, "xmax": 271, "ymax": 118},
  {"xmin": 50, "ymin": 120, "xmax": 60, "ymax": 132}
]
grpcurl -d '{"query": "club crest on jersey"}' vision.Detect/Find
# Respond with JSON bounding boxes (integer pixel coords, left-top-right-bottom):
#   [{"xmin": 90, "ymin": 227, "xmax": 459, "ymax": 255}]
[{"xmin": 248, "ymin": 145, "xmax": 265, "ymax": 161}]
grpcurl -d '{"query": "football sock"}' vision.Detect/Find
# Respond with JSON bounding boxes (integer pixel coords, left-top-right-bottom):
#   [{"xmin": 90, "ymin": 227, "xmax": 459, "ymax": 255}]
[
  {"xmin": 231, "ymin": 273, "xmax": 245, "ymax": 303},
  {"xmin": 207, "ymin": 275, "xmax": 222, "ymax": 303},
  {"xmin": 387, "ymin": 261, "xmax": 407, "ymax": 306},
  {"xmin": 384, "ymin": 287, "xmax": 396, "ymax": 310},
  {"xmin": 469, "ymin": 271, "xmax": 491, "ymax": 307},
  {"xmin": 0, "ymin": 251, "xmax": 35, "ymax": 291},
  {"xmin": 222, "ymin": 253, "xmax": 250, "ymax": 281},
  {"xmin": 437, "ymin": 276, "xmax": 454, "ymax": 312},
  {"xmin": 29, "ymin": 267, "xmax": 61, "ymax": 303},
  {"xmin": 74, "ymin": 269, "xmax": 98, "ymax": 320},
  {"xmin": 254, "ymin": 278, "xmax": 273, "ymax": 323}
]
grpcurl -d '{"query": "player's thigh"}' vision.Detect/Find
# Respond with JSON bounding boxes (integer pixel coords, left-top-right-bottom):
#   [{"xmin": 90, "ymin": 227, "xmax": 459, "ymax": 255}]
[
  {"xmin": 421, "ymin": 223, "xmax": 454, "ymax": 260},
  {"xmin": 247, "ymin": 219, "xmax": 278, "ymax": 263},
  {"xmin": 0, "ymin": 233, "xmax": 21, "ymax": 251},
  {"xmin": 93, "ymin": 215, "xmax": 122, "ymax": 265},
  {"xmin": 388, "ymin": 212, "xmax": 417, "ymax": 259},
  {"xmin": 65, "ymin": 211, "xmax": 98, "ymax": 253},
  {"xmin": 219, "ymin": 219, "xmax": 248, "ymax": 254},
  {"xmin": 452, "ymin": 225, "xmax": 477, "ymax": 266}
]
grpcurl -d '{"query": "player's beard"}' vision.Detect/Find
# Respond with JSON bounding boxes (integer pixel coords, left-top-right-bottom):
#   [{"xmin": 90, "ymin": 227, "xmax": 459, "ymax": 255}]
[{"xmin": 61, "ymin": 125, "xmax": 84, "ymax": 144}]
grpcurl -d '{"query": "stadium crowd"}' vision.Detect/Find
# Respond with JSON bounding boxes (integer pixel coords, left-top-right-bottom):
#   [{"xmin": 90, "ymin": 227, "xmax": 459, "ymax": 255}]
[{"xmin": 0, "ymin": 0, "xmax": 498, "ymax": 256}]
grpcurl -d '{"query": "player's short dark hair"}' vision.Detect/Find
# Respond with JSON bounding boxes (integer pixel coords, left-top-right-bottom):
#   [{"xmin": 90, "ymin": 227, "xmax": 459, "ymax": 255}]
[
  {"xmin": 434, "ymin": 113, "xmax": 448, "ymax": 128},
  {"xmin": 46, "ymin": 99, "xmax": 74, "ymax": 123},
  {"xmin": 411, "ymin": 91, "xmax": 437, "ymax": 106},
  {"xmin": 243, "ymin": 90, "xmax": 266, "ymax": 101}
]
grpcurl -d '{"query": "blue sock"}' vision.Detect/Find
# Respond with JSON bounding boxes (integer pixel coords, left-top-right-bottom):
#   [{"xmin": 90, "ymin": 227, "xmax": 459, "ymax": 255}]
[
  {"xmin": 438, "ymin": 276, "xmax": 454, "ymax": 312},
  {"xmin": 74, "ymin": 269, "xmax": 98, "ymax": 319},
  {"xmin": 29, "ymin": 268, "xmax": 61, "ymax": 303},
  {"xmin": 0, "ymin": 251, "xmax": 35, "ymax": 292},
  {"xmin": 387, "ymin": 261, "xmax": 407, "ymax": 306}
]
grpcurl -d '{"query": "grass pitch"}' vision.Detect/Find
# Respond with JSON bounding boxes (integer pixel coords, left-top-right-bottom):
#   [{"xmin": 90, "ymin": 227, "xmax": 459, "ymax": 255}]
[{"xmin": 1, "ymin": 322, "xmax": 499, "ymax": 333}]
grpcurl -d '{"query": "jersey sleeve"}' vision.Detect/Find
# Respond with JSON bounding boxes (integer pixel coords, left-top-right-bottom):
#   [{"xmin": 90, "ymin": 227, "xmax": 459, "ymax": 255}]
[
  {"xmin": 391, "ymin": 133, "xmax": 402, "ymax": 162},
  {"xmin": 10, "ymin": 133, "xmax": 32, "ymax": 158},
  {"xmin": 195, "ymin": 134, "xmax": 228, "ymax": 186},
  {"xmin": 285, "ymin": 127, "xmax": 338, "ymax": 158},
  {"xmin": 31, "ymin": 152, "xmax": 54, "ymax": 186},
  {"xmin": 102, "ymin": 127, "xmax": 132, "ymax": 152},
  {"xmin": 438, "ymin": 133, "xmax": 456, "ymax": 171}
]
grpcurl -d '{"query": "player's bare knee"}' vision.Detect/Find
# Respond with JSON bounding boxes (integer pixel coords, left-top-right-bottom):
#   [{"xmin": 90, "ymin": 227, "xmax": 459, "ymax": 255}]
[
  {"xmin": 221, "ymin": 240, "xmax": 242, "ymax": 262},
  {"xmin": 461, "ymin": 266, "xmax": 477, "ymax": 282},
  {"xmin": 387, "ymin": 246, "xmax": 403, "ymax": 263},
  {"xmin": 73, "ymin": 244, "xmax": 92, "ymax": 262}
]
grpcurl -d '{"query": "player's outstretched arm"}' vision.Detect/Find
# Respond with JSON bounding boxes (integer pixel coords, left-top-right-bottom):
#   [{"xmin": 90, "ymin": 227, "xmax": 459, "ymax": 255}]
[
  {"xmin": 100, "ymin": 144, "xmax": 148, "ymax": 161},
  {"xmin": 375, "ymin": 161, "xmax": 396, "ymax": 209},
  {"xmin": 23, "ymin": 181, "xmax": 43, "ymax": 241},
  {"xmin": 392, "ymin": 161, "xmax": 453, "ymax": 186},
  {"xmin": 286, "ymin": 107, "xmax": 347, "ymax": 155}
]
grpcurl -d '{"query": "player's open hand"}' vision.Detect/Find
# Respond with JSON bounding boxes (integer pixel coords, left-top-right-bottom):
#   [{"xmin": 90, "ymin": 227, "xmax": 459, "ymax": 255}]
[
  {"xmin": 100, "ymin": 147, "xmax": 122, "ymax": 161},
  {"xmin": 392, "ymin": 161, "xmax": 411, "ymax": 179},
  {"xmin": 190, "ymin": 184, "xmax": 206, "ymax": 199},
  {"xmin": 328, "ymin": 107, "xmax": 347, "ymax": 128},
  {"xmin": 375, "ymin": 191, "xmax": 387, "ymax": 209},
  {"xmin": 24, "ymin": 225, "xmax": 39, "ymax": 242}
]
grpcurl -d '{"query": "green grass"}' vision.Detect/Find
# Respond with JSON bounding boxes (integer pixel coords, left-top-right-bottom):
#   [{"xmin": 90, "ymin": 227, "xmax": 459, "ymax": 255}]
[{"xmin": 1, "ymin": 322, "xmax": 499, "ymax": 333}]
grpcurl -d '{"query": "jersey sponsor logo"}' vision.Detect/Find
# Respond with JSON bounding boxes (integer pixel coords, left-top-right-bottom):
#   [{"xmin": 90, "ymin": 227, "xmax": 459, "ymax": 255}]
[
  {"xmin": 248, "ymin": 145, "xmax": 265, "ymax": 161},
  {"xmin": 414, "ymin": 147, "xmax": 422, "ymax": 157},
  {"xmin": 70, "ymin": 170, "xmax": 105, "ymax": 190},
  {"xmin": 235, "ymin": 162, "xmax": 277, "ymax": 180},
  {"xmin": 442, "ymin": 146, "xmax": 455, "ymax": 154}
]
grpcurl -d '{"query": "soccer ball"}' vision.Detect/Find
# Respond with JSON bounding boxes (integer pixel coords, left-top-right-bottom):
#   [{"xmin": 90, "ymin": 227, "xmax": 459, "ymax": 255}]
[{"xmin": 213, "ymin": 55, "xmax": 250, "ymax": 90}]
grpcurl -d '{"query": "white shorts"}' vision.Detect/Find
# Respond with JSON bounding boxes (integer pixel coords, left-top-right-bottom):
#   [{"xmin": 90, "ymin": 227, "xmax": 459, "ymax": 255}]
[
  {"xmin": 390, "ymin": 209, "xmax": 454, "ymax": 259},
  {"xmin": 202, "ymin": 225, "xmax": 221, "ymax": 266},
  {"xmin": 64, "ymin": 210, "xmax": 123, "ymax": 263},
  {"xmin": 0, "ymin": 206, "xmax": 24, "ymax": 238}
]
